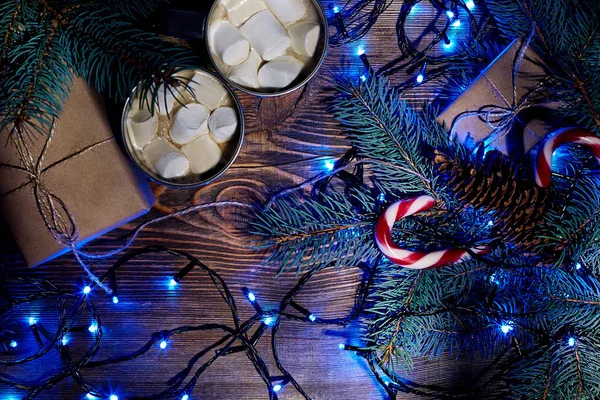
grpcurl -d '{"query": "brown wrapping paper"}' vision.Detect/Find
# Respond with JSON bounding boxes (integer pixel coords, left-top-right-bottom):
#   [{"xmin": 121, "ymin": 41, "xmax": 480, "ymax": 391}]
[
  {"xmin": 437, "ymin": 39, "xmax": 559, "ymax": 160},
  {"xmin": 0, "ymin": 78, "xmax": 155, "ymax": 267}
]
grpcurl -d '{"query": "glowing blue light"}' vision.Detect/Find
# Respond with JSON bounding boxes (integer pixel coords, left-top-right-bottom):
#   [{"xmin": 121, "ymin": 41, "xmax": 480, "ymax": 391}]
[
  {"xmin": 112, "ymin": 296, "xmax": 119, "ymax": 304},
  {"xmin": 501, "ymin": 323, "xmax": 513, "ymax": 334},
  {"xmin": 324, "ymin": 160, "xmax": 335, "ymax": 171},
  {"xmin": 83, "ymin": 286, "xmax": 91, "ymax": 294},
  {"xmin": 159, "ymin": 340, "xmax": 168, "ymax": 349},
  {"xmin": 333, "ymin": 6, "xmax": 340, "ymax": 13},
  {"xmin": 452, "ymin": 19, "xmax": 461, "ymax": 27},
  {"xmin": 273, "ymin": 384, "xmax": 282, "ymax": 392},
  {"xmin": 465, "ymin": 0, "xmax": 475, "ymax": 10},
  {"xmin": 182, "ymin": 395, "xmax": 190, "ymax": 400},
  {"xmin": 308, "ymin": 314, "xmax": 317, "ymax": 322},
  {"xmin": 264, "ymin": 316, "xmax": 276, "ymax": 326},
  {"xmin": 110, "ymin": 395, "xmax": 119, "ymax": 400},
  {"xmin": 356, "ymin": 47, "xmax": 365, "ymax": 56},
  {"xmin": 29, "ymin": 317, "xmax": 36, "ymax": 326},
  {"xmin": 169, "ymin": 278, "xmax": 178, "ymax": 287},
  {"xmin": 487, "ymin": 220, "xmax": 493, "ymax": 227},
  {"xmin": 86, "ymin": 394, "xmax": 97, "ymax": 400},
  {"xmin": 446, "ymin": 10, "xmax": 455, "ymax": 19},
  {"xmin": 416, "ymin": 74, "xmax": 424, "ymax": 83},
  {"xmin": 88, "ymin": 323, "xmax": 98, "ymax": 333},
  {"xmin": 576, "ymin": 262, "xmax": 582, "ymax": 270},
  {"xmin": 61, "ymin": 336, "xmax": 68, "ymax": 346},
  {"xmin": 360, "ymin": 74, "xmax": 367, "ymax": 82},
  {"xmin": 9, "ymin": 340, "xmax": 17, "ymax": 348},
  {"xmin": 568, "ymin": 337, "xmax": 576, "ymax": 346},
  {"xmin": 338, "ymin": 343, "xmax": 345, "ymax": 350},
  {"xmin": 247, "ymin": 292, "xmax": 256, "ymax": 302},
  {"xmin": 378, "ymin": 193, "xmax": 385, "ymax": 202},
  {"xmin": 443, "ymin": 40, "xmax": 453, "ymax": 49}
]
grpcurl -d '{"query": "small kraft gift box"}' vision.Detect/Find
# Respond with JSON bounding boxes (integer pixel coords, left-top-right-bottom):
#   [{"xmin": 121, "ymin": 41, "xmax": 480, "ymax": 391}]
[
  {"xmin": 0, "ymin": 78, "xmax": 155, "ymax": 267},
  {"xmin": 437, "ymin": 39, "xmax": 562, "ymax": 161}
]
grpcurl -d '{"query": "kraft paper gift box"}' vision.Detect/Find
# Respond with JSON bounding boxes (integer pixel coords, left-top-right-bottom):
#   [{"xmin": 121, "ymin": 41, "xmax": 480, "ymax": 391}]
[
  {"xmin": 437, "ymin": 39, "xmax": 562, "ymax": 161},
  {"xmin": 0, "ymin": 78, "xmax": 155, "ymax": 267}
]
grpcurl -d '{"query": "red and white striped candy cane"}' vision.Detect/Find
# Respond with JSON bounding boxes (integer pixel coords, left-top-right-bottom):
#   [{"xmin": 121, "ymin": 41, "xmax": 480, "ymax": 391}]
[
  {"xmin": 535, "ymin": 127, "xmax": 600, "ymax": 188},
  {"xmin": 374, "ymin": 195, "xmax": 488, "ymax": 269}
]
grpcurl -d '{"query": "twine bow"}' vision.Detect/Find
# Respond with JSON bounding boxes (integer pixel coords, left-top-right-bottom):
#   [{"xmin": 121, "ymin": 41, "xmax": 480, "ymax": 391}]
[
  {"xmin": 0, "ymin": 123, "xmax": 113, "ymax": 293},
  {"xmin": 449, "ymin": 23, "xmax": 549, "ymax": 149}
]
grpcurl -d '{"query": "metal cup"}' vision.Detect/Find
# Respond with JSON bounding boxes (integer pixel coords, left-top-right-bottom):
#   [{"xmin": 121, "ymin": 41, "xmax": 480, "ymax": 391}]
[{"xmin": 121, "ymin": 68, "xmax": 245, "ymax": 188}]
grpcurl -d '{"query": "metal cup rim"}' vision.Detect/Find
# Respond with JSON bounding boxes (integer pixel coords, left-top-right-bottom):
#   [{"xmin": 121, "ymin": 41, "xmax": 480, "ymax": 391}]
[
  {"xmin": 205, "ymin": 0, "xmax": 329, "ymax": 97},
  {"xmin": 120, "ymin": 67, "xmax": 245, "ymax": 188}
]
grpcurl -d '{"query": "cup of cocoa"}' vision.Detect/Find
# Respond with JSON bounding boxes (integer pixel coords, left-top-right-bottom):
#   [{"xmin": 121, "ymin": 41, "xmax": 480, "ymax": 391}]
[
  {"xmin": 121, "ymin": 68, "xmax": 244, "ymax": 187},
  {"xmin": 206, "ymin": 0, "xmax": 329, "ymax": 96}
]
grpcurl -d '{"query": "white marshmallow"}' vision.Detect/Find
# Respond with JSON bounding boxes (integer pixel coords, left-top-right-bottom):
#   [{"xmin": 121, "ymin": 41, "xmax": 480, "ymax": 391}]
[
  {"xmin": 143, "ymin": 137, "xmax": 181, "ymax": 175},
  {"xmin": 155, "ymin": 151, "xmax": 190, "ymax": 179},
  {"xmin": 265, "ymin": 0, "xmax": 306, "ymax": 25},
  {"xmin": 229, "ymin": 50, "xmax": 263, "ymax": 89},
  {"xmin": 170, "ymin": 103, "xmax": 210, "ymax": 144},
  {"xmin": 211, "ymin": 22, "xmax": 250, "ymax": 66},
  {"xmin": 154, "ymin": 83, "xmax": 179, "ymax": 115},
  {"xmin": 240, "ymin": 10, "xmax": 290, "ymax": 61},
  {"xmin": 209, "ymin": 107, "xmax": 238, "ymax": 144},
  {"xmin": 127, "ymin": 108, "xmax": 158, "ymax": 150},
  {"xmin": 182, "ymin": 135, "xmax": 223, "ymax": 174},
  {"xmin": 221, "ymin": 0, "xmax": 267, "ymax": 27},
  {"xmin": 289, "ymin": 22, "xmax": 320, "ymax": 57},
  {"xmin": 258, "ymin": 56, "xmax": 304, "ymax": 88},
  {"xmin": 188, "ymin": 71, "xmax": 229, "ymax": 110}
]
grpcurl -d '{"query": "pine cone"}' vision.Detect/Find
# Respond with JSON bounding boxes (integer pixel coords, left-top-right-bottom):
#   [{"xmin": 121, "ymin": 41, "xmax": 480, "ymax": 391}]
[{"xmin": 433, "ymin": 147, "xmax": 550, "ymax": 252}]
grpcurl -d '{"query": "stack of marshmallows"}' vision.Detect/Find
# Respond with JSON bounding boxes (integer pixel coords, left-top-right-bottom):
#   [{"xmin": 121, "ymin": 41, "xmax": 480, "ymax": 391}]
[
  {"xmin": 209, "ymin": 0, "xmax": 321, "ymax": 90},
  {"xmin": 126, "ymin": 70, "xmax": 239, "ymax": 181}
]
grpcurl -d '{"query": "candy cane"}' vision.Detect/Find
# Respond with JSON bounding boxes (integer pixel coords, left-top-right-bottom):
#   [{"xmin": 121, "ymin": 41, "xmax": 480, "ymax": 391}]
[
  {"xmin": 535, "ymin": 127, "xmax": 600, "ymax": 188},
  {"xmin": 374, "ymin": 195, "xmax": 488, "ymax": 269}
]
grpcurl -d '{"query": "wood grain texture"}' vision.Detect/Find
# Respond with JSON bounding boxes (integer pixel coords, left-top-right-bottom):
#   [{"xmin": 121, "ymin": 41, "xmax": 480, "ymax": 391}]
[{"xmin": 0, "ymin": 2, "xmax": 498, "ymax": 399}]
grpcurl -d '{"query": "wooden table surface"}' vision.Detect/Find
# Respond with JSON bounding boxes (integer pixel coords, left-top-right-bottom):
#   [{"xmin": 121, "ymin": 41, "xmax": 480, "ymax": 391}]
[{"xmin": 1, "ymin": 2, "xmax": 498, "ymax": 399}]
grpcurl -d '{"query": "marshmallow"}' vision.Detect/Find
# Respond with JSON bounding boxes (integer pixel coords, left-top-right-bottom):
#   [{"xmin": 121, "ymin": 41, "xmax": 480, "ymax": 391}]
[
  {"xmin": 209, "ymin": 107, "xmax": 239, "ymax": 144},
  {"xmin": 143, "ymin": 138, "xmax": 181, "ymax": 174},
  {"xmin": 154, "ymin": 83, "xmax": 179, "ymax": 115},
  {"xmin": 258, "ymin": 56, "xmax": 304, "ymax": 88},
  {"xmin": 127, "ymin": 108, "xmax": 158, "ymax": 150},
  {"xmin": 170, "ymin": 103, "xmax": 210, "ymax": 144},
  {"xmin": 155, "ymin": 152, "xmax": 190, "ymax": 179},
  {"xmin": 265, "ymin": 0, "xmax": 306, "ymax": 25},
  {"xmin": 229, "ymin": 50, "xmax": 263, "ymax": 89},
  {"xmin": 182, "ymin": 135, "xmax": 223, "ymax": 174},
  {"xmin": 211, "ymin": 22, "xmax": 250, "ymax": 66},
  {"xmin": 188, "ymin": 71, "xmax": 228, "ymax": 110},
  {"xmin": 240, "ymin": 10, "xmax": 290, "ymax": 61},
  {"xmin": 289, "ymin": 22, "xmax": 320, "ymax": 57},
  {"xmin": 221, "ymin": 0, "xmax": 267, "ymax": 27}
]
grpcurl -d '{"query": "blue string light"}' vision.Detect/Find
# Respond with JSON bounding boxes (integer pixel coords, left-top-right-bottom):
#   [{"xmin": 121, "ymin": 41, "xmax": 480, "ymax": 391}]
[
  {"xmin": 360, "ymin": 74, "xmax": 367, "ymax": 82},
  {"xmin": 416, "ymin": 74, "xmax": 424, "ymax": 84},
  {"xmin": 159, "ymin": 340, "xmax": 168, "ymax": 349},
  {"xmin": 338, "ymin": 343, "xmax": 346, "ymax": 350},
  {"xmin": 576, "ymin": 262, "xmax": 582, "ymax": 270},
  {"xmin": 110, "ymin": 395, "xmax": 119, "ymax": 400},
  {"xmin": 181, "ymin": 395, "xmax": 190, "ymax": 400},
  {"xmin": 501, "ymin": 322, "xmax": 514, "ymax": 334},
  {"xmin": 9, "ymin": 340, "xmax": 17, "ymax": 348},
  {"xmin": 112, "ymin": 296, "xmax": 119, "ymax": 304},
  {"xmin": 61, "ymin": 336, "xmax": 69, "ymax": 346},
  {"xmin": 308, "ymin": 314, "xmax": 317, "ymax": 322},
  {"xmin": 86, "ymin": 394, "xmax": 97, "ymax": 400},
  {"xmin": 324, "ymin": 160, "xmax": 335, "ymax": 171},
  {"xmin": 273, "ymin": 384, "xmax": 282, "ymax": 393},
  {"xmin": 88, "ymin": 323, "xmax": 98, "ymax": 333},
  {"xmin": 445, "ymin": 10, "xmax": 455, "ymax": 19},
  {"xmin": 263, "ymin": 316, "xmax": 276, "ymax": 326},
  {"xmin": 356, "ymin": 47, "xmax": 365, "ymax": 56},
  {"xmin": 247, "ymin": 291, "xmax": 256, "ymax": 302},
  {"xmin": 28, "ymin": 317, "xmax": 36, "ymax": 326},
  {"xmin": 568, "ymin": 337, "xmax": 576, "ymax": 347},
  {"xmin": 333, "ymin": 5, "xmax": 340, "ymax": 14},
  {"xmin": 487, "ymin": 220, "xmax": 494, "ymax": 227},
  {"xmin": 83, "ymin": 286, "xmax": 91, "ymax": 294},
  {"xmin": 169, "ymin": 278, "xmax": 178, "ymax": 287},
  {"xmin": 452, "ymin": 19, "xmax": 461, "ymax": 27},
  {"xmin": 465, "ymin": 0, "xmax": 475, "ymax": 10}
]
